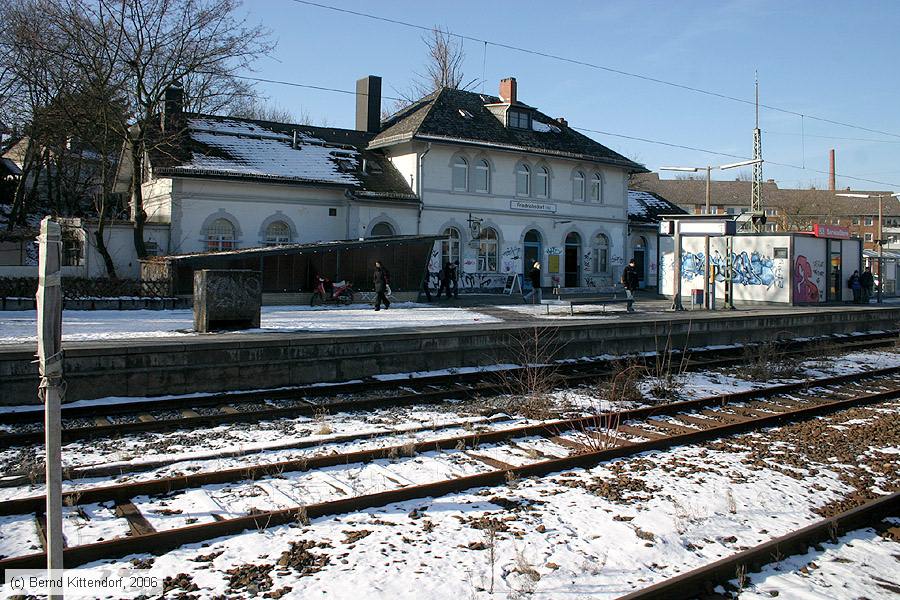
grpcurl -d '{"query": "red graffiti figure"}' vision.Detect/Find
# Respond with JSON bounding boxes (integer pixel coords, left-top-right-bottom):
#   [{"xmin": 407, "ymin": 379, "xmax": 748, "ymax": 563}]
[{"xmin": 793, "ymin": 255, "xmax": 819, "ymax": 303}]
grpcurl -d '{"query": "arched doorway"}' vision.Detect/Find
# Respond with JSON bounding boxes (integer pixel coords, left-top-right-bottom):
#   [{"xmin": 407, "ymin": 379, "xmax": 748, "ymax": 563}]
[
  {"xmin": 523, "ymin": 229, "xmax": 542, "ymax": 284},
  {"xmin": 632, "ymin": 236, "xmax": 647, "ymax": 288},
  {"xmin": 565, "ymin": 232, "xmax": 581, "ymax": 287}
]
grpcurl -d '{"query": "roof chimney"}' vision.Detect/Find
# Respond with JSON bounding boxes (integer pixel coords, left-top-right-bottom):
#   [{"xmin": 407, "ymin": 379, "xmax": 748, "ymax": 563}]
[
  {"xmin": 556, "ymin": 117, "xmax": 568, "ymax": 127},
  {"xmin": 161, "ymin": 82, "xmax": 184, "ymax": 131},
  {"xmin": 499, "ymin": 77, "xmax": 517, "ymax": 104},
  {"xmin": 828, "ymin": 148, "xmax": 835, "ymax": 191},
  {"xmin": 355, "ymin": 75, "xmax": 382, "ymax": 134}
]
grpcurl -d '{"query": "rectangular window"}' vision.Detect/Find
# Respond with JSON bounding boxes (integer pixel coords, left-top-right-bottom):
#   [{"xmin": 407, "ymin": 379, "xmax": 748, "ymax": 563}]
[
  {"xmin": 726, "ymin": 207, "xmax": 739, "ymax": 215},
  {"xmin": 765, "ymin": 223, "xmax": 777, "ymax": 232},
  {"xmin": 595, "ymin": 248, "xmax": 608, "ymax": 272},
  {"xmin": 765, "ymin": 208, "xmax": 777, "ymax": 216},
  {"xmin": 864, "ymin": 217, "xmax": 874, "ymax": 226},
  {"xmin": 832, "ymin": 218, "xmax": 840, "ymax": 225},
  {"xmin": 852, "ymin": 218, "xmax": 860, "ymax": 225},
  {"xmin": 328, "ymin": 208, "xmax": 338, "ymax": 216},
  {"xmin": 774, "ymin": 247, "xmax": 788, "ymax": 259},
  {"xmin": 865, "ymin": 233, "xmax": 874, "ymax": 241},
  {"xmin": 474, "ymin": 163, "xmax": 489, "ymax": 193},
  {"xmin": 452, "ymin": 163, "xmax": 467, "ymax": 191},
  {"xmin": 508, "ymin": 110, "xmax": 529, "ymax": 129}
]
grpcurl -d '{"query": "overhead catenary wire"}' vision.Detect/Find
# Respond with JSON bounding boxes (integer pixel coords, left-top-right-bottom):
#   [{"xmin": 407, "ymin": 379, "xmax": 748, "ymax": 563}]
[
  {"xmin": 2, "ymin": 41, "xmax": 897, "ymax": 189},
  {"xmin": 287, "ymin": 0, "xmax": 900, "ymax": 141}
]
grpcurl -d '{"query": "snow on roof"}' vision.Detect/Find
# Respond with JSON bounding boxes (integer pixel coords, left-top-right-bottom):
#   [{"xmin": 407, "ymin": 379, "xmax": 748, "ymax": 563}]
[
  {"xmin": 628, "ymin": 189, "xmax": 687, "ymax": 223},
  {"xmin": 531, "ymin": 119, "xmax": 560, "ymax": 133},
  {"xmin": 173, "ymin": 118, "xmax": 360, "ymax": 185}
]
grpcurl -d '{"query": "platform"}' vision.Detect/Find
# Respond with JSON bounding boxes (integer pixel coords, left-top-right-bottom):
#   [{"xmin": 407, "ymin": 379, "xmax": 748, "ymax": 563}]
[{"xmin": 0, "ymin": 302, "xmax": 898, "ymax": 405}]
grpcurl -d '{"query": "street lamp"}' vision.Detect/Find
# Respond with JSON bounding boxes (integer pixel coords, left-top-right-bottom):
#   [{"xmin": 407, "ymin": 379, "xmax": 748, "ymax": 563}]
[
  {"xmin": 836, "ymin": 192, "xmax": 900, "ymax": 304},
  {"xmin": 660, "ymin": 159, "xmax": 762, "ymax": 309}
]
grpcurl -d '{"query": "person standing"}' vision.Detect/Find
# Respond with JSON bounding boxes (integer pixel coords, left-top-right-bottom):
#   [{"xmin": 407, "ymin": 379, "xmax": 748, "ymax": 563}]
[
  {"xmin": 373, "ymin": 260, "xmax": 391, "ymax": 311},
  {"xmin": 848, "ymin": 270, "xmax": 861, "ymax": 304},
  {"xmin": 523, "ymin": 260, "xmax": 542, "ymax": 304},
  {"xmin": 860, "ymin": 266, "xmax": 875, "ymax": 303},
  {"xmin": 621, "ymin": 258, "xmax": 639, "ymax": 312},
  {"xmin": 436, "ymin": 262, "xmax": 450, "ymax": 300},
  {"xmin": 449, "ymin": 260, "xmax": 459, "ymax": 299}
]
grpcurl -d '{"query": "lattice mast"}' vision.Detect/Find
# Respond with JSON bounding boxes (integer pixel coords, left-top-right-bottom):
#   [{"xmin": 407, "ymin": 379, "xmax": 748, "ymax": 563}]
[{"xmin": 750, "ymin": 75, "xmax": 764, "ymax": 232}]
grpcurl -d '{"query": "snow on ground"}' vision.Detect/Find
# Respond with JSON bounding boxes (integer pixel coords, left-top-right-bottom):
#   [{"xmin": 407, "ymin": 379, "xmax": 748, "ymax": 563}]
[
  {"xmin": 0, "ymin": 303, "xmax": 500, "ymax": 343},
  {"xmin": 11, "ymin": 397, "xmax": 892, "ymax": 599},
  {"xmin": 736, "ymin": 521, "xmax": 900, "ymax": 599}
]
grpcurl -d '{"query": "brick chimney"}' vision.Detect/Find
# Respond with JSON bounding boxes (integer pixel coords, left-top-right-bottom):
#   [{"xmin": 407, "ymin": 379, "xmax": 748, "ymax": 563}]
[
  {"xmin": 161, "ymin": 82, "xmax": 184, "ymax": 131},
  {"xmin": 499, "ymin": 77, "xmax": 517, "ymax": 104},
  {"xmin": 355, "ymin": 75, "xmax": 382, "ymax": 134},
  {"xmin": 828, "ymin": 149, "xmax": 835, "ymax": 191}
]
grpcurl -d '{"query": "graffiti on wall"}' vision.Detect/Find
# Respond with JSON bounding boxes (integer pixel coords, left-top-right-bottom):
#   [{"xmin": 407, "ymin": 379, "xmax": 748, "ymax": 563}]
[
  {"xmin": 501, "ymin": 246, "xmax": 520, "ymax": 273},
  {"xmin": 679, "ymin": 251, "xmax": 785, "ymax": 289},
  {"xmin": 461, "ymin": 273, "xmax": 507, "ymax": 289},
  {"xmin": 611, "ymin": 255, "xmax": 624, "ymax": 266},
  {"xmin": 545, "ymin": 246, "xmax": 561, "ymax": 256},
  {"xmin": 648, "ymin": 261, "xmax": 658, "ymax": 275},
  {"xmin": 582, "ymin": 251, "xmax": 593, "ymax": 273},
  {"xmin": 793, "ymin": 255, "xmax": 822, "ymax": 303}
]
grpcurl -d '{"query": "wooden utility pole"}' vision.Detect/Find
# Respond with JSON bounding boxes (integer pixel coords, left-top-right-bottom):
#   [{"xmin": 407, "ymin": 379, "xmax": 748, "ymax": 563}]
[{"xmin": 36, "ymin": 217, "xmax": 64, "ymax": 589}]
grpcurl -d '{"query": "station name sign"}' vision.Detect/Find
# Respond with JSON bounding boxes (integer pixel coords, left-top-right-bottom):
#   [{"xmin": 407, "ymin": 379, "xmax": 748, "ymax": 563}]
[
  {"xmin": 812, "ymin": 224, "xmax": 850, "ymax": 239},
  {"xmin": 510, "ymin": 200, "xmax": 557, "ymax": 213}
]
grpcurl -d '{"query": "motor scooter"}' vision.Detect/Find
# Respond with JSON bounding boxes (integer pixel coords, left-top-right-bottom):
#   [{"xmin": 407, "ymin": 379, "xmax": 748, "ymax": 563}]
[{"xmin": 310, "ymin": 276, "xmax": 354, "ymax": 306}]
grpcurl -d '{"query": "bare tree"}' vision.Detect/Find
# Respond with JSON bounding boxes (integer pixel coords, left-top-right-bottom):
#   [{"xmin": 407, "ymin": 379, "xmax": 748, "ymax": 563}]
[
  {"xmin": 227, "ymin": 96, "xmax": 310, "ymax": 124},
  {"xmin": 384, "ymin": 26, "xmax": 473, "ymax": 118}
]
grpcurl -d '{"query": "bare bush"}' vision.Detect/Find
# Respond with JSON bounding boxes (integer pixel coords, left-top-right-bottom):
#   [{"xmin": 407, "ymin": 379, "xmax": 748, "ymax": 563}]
[
  {"xmin": 737, "ymin": 342, "xmax": 802, "ymax": 381},
  {"xmin": 495, "ymin": 327, "xmax": 565, "ymax": 419}
]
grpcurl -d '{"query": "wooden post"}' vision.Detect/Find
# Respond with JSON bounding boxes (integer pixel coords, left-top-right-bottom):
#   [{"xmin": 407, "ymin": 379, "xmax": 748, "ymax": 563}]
[{"xmin": 36, "ymin": 217, "xmax": 64, "ymax": 591}]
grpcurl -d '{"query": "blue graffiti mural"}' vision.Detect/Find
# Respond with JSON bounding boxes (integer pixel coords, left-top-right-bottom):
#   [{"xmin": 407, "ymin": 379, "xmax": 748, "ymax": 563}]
[{"xmin": 680, "ymin": 251, "xmax": 784, "ymax": 289}]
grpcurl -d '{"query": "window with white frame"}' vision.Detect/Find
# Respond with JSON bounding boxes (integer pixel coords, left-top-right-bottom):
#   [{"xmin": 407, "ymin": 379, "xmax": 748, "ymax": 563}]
[
  {"xmin": 832, "ymin": 218, "xmax": 840, "ymax": 225},
  {"xmin": 264, "ymin": 221, "xmax": 291, "ymax": 245},
  {"xmin": 573, "ymin": 171, "xmax": 585, "ymax": 201},
  {"xmin": 535, "ymin": 166, "xmax": 549, "ymax": 198},
  {"xmin": 864, "ymin": 217, "xmax": 874, "ymax": 226},
  {"xmin": 852, "ymin": 217, "xmax": 860, "ymax": 225},
  {"xmin": 441, "ymin": 227, "xmax": 460, "ymax": 266},
  {"xmin": 474, "ymin": 160, "xmax": 490, "ymax": 193},
  {"xmin": 594, "ymin": 233, "xmax": 609, "ymax": 272},
  {"xmin": 477, "ymin": 227, "xmax": 498, "ymax": 272},
  {"xmin": 452, "ymin": 156, "xmax": 468, "ymax": 191},
  {"xmin": 516, "ymin": 164, "xmax": 530, "ymax": 196},
  {"xmin": 206, "ymin": 218, "xmax": 236, "ymax": 251},
  {"xmin": 865, "ymin": 233, "xmax": 874, "ymax": 242},
  {"xmin": 590, "ymin": 173, "xmax": 602, "ymax": 202}
]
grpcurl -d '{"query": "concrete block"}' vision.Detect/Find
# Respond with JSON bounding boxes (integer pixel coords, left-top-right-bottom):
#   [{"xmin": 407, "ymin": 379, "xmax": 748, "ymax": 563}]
[{"xmin": 193, "ymin": 270, "xmax": 261, "ymax": 333}]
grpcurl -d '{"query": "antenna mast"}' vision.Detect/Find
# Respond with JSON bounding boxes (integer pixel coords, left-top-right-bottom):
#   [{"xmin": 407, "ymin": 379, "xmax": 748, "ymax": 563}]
[{"xmin": 751, "ymin": 73, "xmax": 764, "ymax": 232}]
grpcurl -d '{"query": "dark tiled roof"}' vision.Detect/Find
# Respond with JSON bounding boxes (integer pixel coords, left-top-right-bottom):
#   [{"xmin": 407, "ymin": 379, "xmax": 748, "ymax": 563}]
[
  {"xmin": 146, "ymin": 113, "xmax": 417, "ymax": 203},
  {"xmin": 627, "ymin": 190, "xmax": 687, "ymax": 224},
  {"xmin": 371, "ymin": 88, "xmax": 647, "ymax": 172},
  {"xmin": 631, "ymin": 173, "xmax": 899, "ymax": 217}
]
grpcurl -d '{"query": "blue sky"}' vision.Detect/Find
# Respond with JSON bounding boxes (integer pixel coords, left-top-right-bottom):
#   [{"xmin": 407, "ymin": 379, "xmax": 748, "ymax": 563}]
[{"xmin": 240, "ymin": 0, "xmax": 900, "ymax": 192}]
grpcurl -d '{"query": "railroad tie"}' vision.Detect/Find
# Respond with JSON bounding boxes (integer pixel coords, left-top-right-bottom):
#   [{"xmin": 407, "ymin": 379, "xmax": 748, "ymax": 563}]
[
  {"xmin": 181, "ymin": 409, "xmax": 201, "ymax": 419},
  {"xmin": 465, "ymin": 452, "xmax": 516, "ymax": 470},
  {"xmin": 675, "ymin": 414, "xmax": 724, "ymax": 429},
  {"xmin": 137, "ymin": 413, "xmax": 156, "ymax": 423},
  {"xmin": 114, "ymin": 501, "xmax": 157, "ymax": 537},
  {"xmin": 616, "ymin": 425, "xmax": 668, "ymax": 441},
  {"xmin": 699, "ymin": 409, "xmax": 752, "ymax": 423},
  {"xmin": 548, "ymin": 435, "xmax": 594, "ymax": 454},
  {"xmin": 93, "ymin": 416, "xmax": 111, "ymax": 427},
  {"xmin": 36, "ymin": 512, "xmax": 68, "ymax": 550},
  {"xmin": 646, "ymin": 419, "xmax": 697, "ymax": 435},
  {"xmin": 218, "ymin": 406, "xmax": 240, "ymax": 415}
]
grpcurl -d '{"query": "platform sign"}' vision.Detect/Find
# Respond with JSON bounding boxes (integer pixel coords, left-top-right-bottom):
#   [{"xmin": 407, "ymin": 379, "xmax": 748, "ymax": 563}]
[{"xmin": 660, "ymin": 219, "xmax": 736, "ymax": 236}]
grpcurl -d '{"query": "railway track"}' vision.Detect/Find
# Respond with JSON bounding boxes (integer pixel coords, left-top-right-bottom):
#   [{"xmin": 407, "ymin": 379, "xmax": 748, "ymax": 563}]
[
  {"xmin": 0, "ymin": 331, "xmax": 895, "ymax": 448},
  {"xmin": 1, "ymin": 365, "xmax": 898, "ymax": 570}
]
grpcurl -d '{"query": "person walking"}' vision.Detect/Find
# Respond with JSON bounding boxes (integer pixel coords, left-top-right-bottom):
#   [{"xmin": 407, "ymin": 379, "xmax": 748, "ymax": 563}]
[
  {"xmin": 449, "ymin": 260, "xmax": 459, "ymax": 299},
  {"xmin": 436, "ymin": 262, "xmax": 450, "ymax": 300},
  {"xmin": 373, "ymin": 260, "xmax": 391, "ymax": 311},
  {"xmin": 848, "ymin": 270, "xmax": 861, "ymax": 304},
  {"xmin": 523, "ymin": 260, "xmax": 542, "ymax": 304},
  {"xmin": 860, "ymin": 266, "xmax": 875, "ymax": 303},
  {"xmin": 621, "ymin": 258, "xmax": 639, "ymax": 312}
]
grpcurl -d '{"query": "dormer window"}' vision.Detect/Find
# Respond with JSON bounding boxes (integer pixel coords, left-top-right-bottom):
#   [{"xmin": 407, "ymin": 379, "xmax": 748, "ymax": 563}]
[{"xmin": 508, "ymin": 110, "xmax": 530, "ymax": 129}]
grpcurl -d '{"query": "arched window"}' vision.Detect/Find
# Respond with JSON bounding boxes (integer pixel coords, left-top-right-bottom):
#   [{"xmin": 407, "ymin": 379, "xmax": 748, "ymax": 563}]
[
  {"xmin": 474, "ymin": 159, "xmax": 490, "ymax": 193},
  {"xmin": 590, "ymin": 173, "xmax": 603, "ymax": 203},
  {"xmin": 441, "ymin": 227, "xmax": 460, "ymax": 266},
  {"xmin": 594, "ymin": 233, "xmax": 609, "ymax": 272},
  {"xmin": 535, "ymin": 166, "xmax": 549, "ymax": 198},
  {"xmin": 452, "ymin": 156, "xmax": 468, "ymax": 191},
  {"xmin": 369, "ymin": 222, "xmax": 395, "ymax": 237},
  {"xmin": 573, "ymin": 171, "xmax": 585, "ymax": 201},
  {"xmin": 516, "ymin": 164, "xmax": 530, "ymax": 196},
  {"xmin": 264, "ymin": 220, "xmax": 291, "ymax": 245},
  {"xmin": 477, "ymin": 227, "xmax": 498, "ymax": 272},
  {"xmin": 206, "ymin": 218, "xmax": 235, "ymax": 251}
]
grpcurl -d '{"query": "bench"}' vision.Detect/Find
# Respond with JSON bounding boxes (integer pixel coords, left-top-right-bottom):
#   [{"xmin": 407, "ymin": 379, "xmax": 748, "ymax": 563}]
[{"xmin": 540, "ymin": 293, "xmax": 634, "ymax": 316}]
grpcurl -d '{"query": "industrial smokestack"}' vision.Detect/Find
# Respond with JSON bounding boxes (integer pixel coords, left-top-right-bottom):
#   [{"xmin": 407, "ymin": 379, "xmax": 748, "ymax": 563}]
[{"xmin": 829, "ymin": 149, "xmax": 835, "ymax": 191}]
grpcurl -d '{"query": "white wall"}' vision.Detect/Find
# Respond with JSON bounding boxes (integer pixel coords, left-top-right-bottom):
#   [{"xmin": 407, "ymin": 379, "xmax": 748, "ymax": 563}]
[
  {"xmin": 841, "ymin": 239, "xmax": 862, "ymax": 301},
  {"xmin": 79, "ymin": 221, "xmax": 170, "ymax": 279},
  {"xmin": 660, "ymin": 234, "xmax": 792, "ymax": 303},
  {"xmin": 389, "ymin": 142, "xmax": 632, "ymax": 289}
]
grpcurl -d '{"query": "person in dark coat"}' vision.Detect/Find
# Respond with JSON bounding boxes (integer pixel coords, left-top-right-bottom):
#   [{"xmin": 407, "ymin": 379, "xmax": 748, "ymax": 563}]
[
  {"xmin": 436, "ymin": 262, "xmax": 450, "ymax": 300},
  {"xmin": 449, "ymin": 260, "xmax": 459, "ymax": 298},
  {"xmin": 373, "ymin": 260, "xmax": 391, "ymax": 311},
  {"xmin": 848, "ymin": 270, "xmax": 861, "ymax": 304},
  {"xmin": 421, "ymin": 266, "xmax": 433, "ymax": 302},
  {"xmin": 860, "ymin": 266, "xmax": 875, "ymax": 303},
  {"xmin": 621, "ymin": 259, "xmax": 639, "ymax": 312},
  {"xmin": 523, "ymin": 260, "xmax": 542, "ymax": 304}
]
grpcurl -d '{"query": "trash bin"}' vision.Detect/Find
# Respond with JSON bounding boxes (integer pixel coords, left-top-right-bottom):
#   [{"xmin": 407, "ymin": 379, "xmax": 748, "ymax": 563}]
[{"xmin": 690, "ymin": 288, "xmax": 704, "ymax": 308}]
